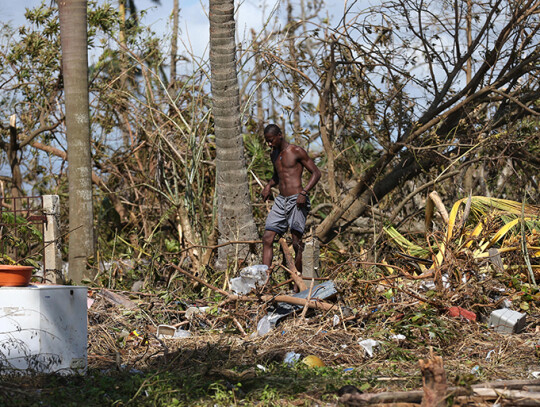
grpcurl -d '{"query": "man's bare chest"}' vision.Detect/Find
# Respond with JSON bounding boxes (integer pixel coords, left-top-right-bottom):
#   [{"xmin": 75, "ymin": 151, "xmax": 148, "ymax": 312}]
[{"xmin": 275, "ymin": 151, "xmax": 298, "ymax": 172}]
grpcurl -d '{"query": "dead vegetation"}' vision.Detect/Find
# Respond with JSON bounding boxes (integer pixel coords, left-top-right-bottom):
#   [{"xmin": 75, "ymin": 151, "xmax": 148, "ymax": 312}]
[{"xmin": 79, "ymin": 196, "xmax": 540, "ymax": 405}]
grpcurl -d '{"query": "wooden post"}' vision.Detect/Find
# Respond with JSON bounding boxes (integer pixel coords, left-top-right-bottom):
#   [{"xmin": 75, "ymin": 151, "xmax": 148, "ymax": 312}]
[{"xmin": 43, "ymin": 195, "xmax": 63, "ymax": 284}]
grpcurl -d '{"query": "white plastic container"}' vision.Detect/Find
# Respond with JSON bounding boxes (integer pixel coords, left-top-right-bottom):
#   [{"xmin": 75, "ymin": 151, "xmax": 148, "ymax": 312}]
[
  {"xmin": 0, "ymin": 285, "xmax": 87, "ymax": 374},
  {"xmin": 488, "ymin": 308, "xmax": 527, "ymax": 333}
]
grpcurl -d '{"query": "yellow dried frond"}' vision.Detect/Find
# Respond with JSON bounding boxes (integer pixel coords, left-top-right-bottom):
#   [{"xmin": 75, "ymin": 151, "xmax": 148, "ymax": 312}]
[
  {"xmin": 464, "ymin": 222, "xmax": 484, "ymax": 249},
  {"xmin": 446, "ymin": 196, "xmax": 540, "ymax": 242},
  {"xmin": 447, "ymin": 197, "xmax": 467, "ymax": 241}
]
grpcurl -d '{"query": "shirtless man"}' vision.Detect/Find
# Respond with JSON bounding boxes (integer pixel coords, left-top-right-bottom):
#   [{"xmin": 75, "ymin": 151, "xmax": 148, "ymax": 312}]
[{"xmin": 261, "ymin": 124, "xmax": 321, "ymax": 285}]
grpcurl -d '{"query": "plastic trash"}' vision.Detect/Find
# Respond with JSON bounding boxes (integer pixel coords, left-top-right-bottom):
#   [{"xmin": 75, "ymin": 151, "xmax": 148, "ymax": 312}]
[
  {"xmin": 333, "ymin": 315, "xmax": 340, "ymax": 327},
  {"xmin": 390, "ymin": 334, "xmax": 406, "ymax": 341},
  {"xmin": 359, "ymin": 339, "xmax": 380, "ymax": 357},
  {"xmin": 256, "ymin": 315, "xmax": 271, "ymax": 336},
  {"xmin": 157, "ymin": 325, "xmax": 176, "ymax": 337},
  {"xmin": 185, "ymin": 306, "xmax": 210, "ymax": 320},
  {"xmin": 302, "ymin": 355, "xmax": 325, "ymax": 367},
  {"xmin": 284, "ymin": 351, "xmax": 302, "ymax": 366},
  {"xmin": 173, "ymin": 329, "xmax": 191, "ymax": 338},
  {"xmin": 488, "ymin": 308, "xmax": 527, "ymax": 333},
  {"xmin": 157, "ymin": 325, "xmax": 192, "ymax": 339},
  {"xmin": 230, "ymin": 265, "xmax": 268, "ymax": 295},
  {"xmin": 501, "ymin": 299, "xmax": 512, "ymax": 308}
]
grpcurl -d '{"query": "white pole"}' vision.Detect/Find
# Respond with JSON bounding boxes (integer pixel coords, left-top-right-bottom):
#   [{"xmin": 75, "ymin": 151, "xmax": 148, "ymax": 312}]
[{"xmin": 43, "ymin": 195, "xmax": 63, "ymax": 284}]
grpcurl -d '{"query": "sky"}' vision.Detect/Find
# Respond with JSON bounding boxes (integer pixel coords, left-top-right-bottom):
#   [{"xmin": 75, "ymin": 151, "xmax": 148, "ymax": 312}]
[
  {"xmin": 0, "ymin": 0, "xmax": 318, "ymax": 64},
  {"xmin": 0, "ymin": 0, "xmax": 345, "ymax": 178}
]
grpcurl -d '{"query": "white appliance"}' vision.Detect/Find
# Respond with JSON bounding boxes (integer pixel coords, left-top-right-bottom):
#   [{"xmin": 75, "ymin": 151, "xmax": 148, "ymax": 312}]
[{"xmin": 0, "ymin": 285, "xmax": 87, "ymax": 374}]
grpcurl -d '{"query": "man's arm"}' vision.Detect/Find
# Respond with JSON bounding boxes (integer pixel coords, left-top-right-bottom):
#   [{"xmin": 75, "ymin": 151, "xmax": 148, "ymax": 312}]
[
  {"xmin": 295, "ymin": 148, "xmax": 321, "ymax": 207},
  {"xmin": 262, "ymin": 169, "xmax": 279, "ymax": 201},
  {"xmin": 299, "ymin": 150, "xmax": 321, "ymax": 193}
]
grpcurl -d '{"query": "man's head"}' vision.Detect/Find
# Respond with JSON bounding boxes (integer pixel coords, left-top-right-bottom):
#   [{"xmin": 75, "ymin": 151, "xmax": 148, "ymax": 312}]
[{"xmin": 264, "ymin": 124, "xmax": 283, "ymax": 148}]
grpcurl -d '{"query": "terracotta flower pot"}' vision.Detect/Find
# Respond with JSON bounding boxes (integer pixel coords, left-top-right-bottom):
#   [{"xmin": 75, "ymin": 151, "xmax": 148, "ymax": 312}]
[{"xmin": 0, "ymin": 264, "xmax": 34, "ymax": 287}]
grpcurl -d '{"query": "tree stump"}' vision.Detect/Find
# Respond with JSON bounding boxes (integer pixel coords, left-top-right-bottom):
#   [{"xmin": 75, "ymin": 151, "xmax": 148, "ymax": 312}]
[{"xmin": 419, "ymin": 354, "xmax": 447, "ymax": 407}]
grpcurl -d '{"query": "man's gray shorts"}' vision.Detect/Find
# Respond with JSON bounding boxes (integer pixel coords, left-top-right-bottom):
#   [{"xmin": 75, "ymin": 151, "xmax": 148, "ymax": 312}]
[{"xmin": 265, "ymin": 194, "xmax": 311, "ymax": 235}]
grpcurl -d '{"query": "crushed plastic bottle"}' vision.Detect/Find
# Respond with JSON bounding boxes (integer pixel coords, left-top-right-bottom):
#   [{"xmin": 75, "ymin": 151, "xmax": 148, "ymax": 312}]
[{"xmin": 230, "ymin": 265, "xmax": 268, "ymax": 295}]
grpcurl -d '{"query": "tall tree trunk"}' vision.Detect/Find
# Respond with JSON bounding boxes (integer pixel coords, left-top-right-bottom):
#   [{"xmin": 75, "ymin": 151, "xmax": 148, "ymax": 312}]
[
  {"xmin": 286, "ymin": 1, "xmax": 302, "ymax": 146},
  {"xmin": 169, "ymin": 0, "xmax": 179, "ymax": 95},
  {"xmin": 251, "ymin": 29, "xmax": 264, "ymax": 135},
  {"xmin": 58, "ymin": 0, "xmax": 95, "ymax": 283},
  {"xmin": 209, "ymin": 0, "xmax": 258, "ymax": 269}
]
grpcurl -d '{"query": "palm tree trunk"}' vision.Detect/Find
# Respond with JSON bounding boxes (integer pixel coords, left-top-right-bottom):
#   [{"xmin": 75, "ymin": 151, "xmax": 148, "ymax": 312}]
[
  {"xmin": 209, "ymin": 0, "xmax": 258, "ymax": 269},
  {"xmin": 58, "ymin": 0, "xmax": 95, "ymax": 283},
  {"xmin": 170, "ymin": 0, "xmax": 179, "ymax": 94}
]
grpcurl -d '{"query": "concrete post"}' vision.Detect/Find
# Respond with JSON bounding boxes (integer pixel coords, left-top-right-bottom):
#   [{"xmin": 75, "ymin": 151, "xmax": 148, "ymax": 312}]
[
  {"xmin": 43, "ymin": 195, "xmax": 63, "ymax": 284},
  {"xmin": 302, "ymin": 233, "xmax": 320, "ymax": 279}
]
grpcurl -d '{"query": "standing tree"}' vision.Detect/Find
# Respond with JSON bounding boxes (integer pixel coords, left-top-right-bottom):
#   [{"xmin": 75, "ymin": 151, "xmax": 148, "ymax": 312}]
[
  {"xmin": 209, "ymin": 0, "xmax": 258, "ymax": 269},
  {"xmin": 58, "ymin": 0, "xmax": 95, "ymax": 283}
]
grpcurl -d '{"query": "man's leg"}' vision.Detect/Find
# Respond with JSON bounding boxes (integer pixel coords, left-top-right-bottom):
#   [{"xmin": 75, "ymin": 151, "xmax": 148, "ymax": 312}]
[
  {"xmin": 291, "ymin": 229, "xmax": 304, "ymax": 278},
  {"xmin": 262, "ymin": 229, "xmax": 277, "ymax": 267}
]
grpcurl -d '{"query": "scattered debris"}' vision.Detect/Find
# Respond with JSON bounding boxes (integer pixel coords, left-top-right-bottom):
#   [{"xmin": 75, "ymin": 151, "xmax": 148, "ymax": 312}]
[
  {"xmin": 185, "ymin": 306, "xmax": 211, "ymax": 320},
  {"xmin": 99, "ymin": 289, "xmax": 138, "ymax": 310},
  {"xmin": 229, "ymin": 264, "xmax": 268, "ymax": 295},
  {"xmin": 488, "ymin": 308, "xmax": 527, "ymax": 333},
  {"xmin": 447, "ymin": 306, "xmax": 477, "ymax": 322},
  {"xmin": 358, "ymin": 339, "xmax": 380, "ymax": 358},
  {"xmin": 255, "ymin": 280, "xmax": 338, "ymax": 336},
  {"xmin": 302, "ymin": 355, "xmax": 325, "ymax": 368},
  {"xmin": 284, "ymin": 351, "xmax": 302, "ymax": 366},
  {"xmin": 156, "ymin": 325, "xmax": 191, "ymax": 339}
]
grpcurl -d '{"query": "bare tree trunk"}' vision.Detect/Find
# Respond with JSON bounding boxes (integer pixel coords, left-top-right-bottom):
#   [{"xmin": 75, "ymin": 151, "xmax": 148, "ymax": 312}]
[
  {"xmin": 319, "ymin": 44, "xmax": 338, "ymax": 202},
  {"xmin": 169, "ymin": 0, "xmax": 179, "ymax": 94},
  {"xmin": 287, "ymin": 1, "xmax": 303, "ymax": 146},
  {"xmin": 466, "ymin": 0, "xmax": 472, "ymax": 84},
  {"xmin": 209, "ymin": 0, "xmax": 258, "ymax": 269},
  {"xmin": 251, "ymin": 29, "xmax": 264, "ymax": 135},
  {"xmin": 58, "ymin": 0, "xmax": 95, "ymax": 283}
]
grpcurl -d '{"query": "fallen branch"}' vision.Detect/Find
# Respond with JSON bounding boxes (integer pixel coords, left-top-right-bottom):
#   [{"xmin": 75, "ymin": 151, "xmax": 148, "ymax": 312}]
[
  {"xmin": 278, "ymin": 237, "xmax": 307, "ymax": 291},
  {"xmin": 230, "ymin": 293, "xmax": 336, "ymax": 311},
  {"xmin": 100, "ymin": 289, "xmax": 138, "ymax": 309},
  {"xmin": 300, "ymin": 278, "xmax": 315, "ymax": 319},
  {"xmin": 340, "ymin": 379, "xmax": 540, "ymax": 405},
  {"xmin": 169, "ymin": 264, "xmax": 230, "ymax": 296},
  {"xmin": 170, "ymin": 263, "xmax": 335, "ymax": 311},
  {"xmin": 428, "ymin": 191, "xmax": 449, "ymax": 224}
]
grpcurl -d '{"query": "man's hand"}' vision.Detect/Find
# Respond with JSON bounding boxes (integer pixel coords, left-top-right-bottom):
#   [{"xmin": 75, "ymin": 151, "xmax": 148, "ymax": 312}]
[
  {"xmin": 296, "ymin": 192, "xmax": 307, "ymax": 207},
  {"xmin": 262, "ymin": 184, "xmax": 272, "ymax": 201}
]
